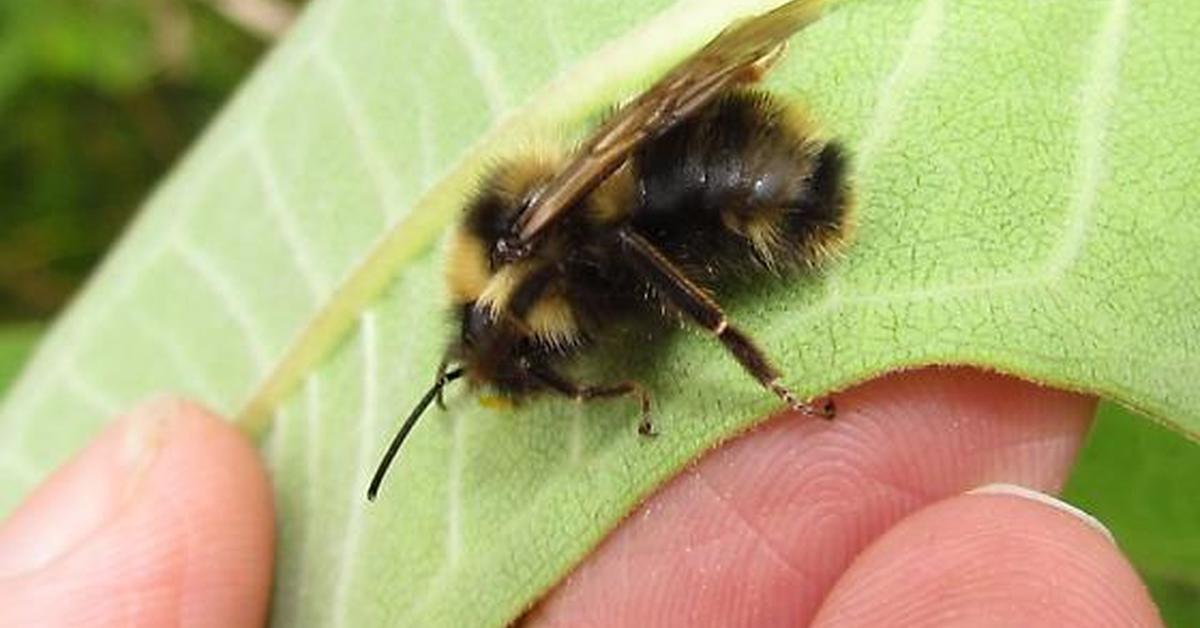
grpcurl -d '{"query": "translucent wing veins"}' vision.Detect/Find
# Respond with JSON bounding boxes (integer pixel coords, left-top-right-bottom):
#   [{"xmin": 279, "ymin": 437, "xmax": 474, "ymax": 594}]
[{"xmin": 510, "ymin": 0, "xmax": 829, "ymax": 247}]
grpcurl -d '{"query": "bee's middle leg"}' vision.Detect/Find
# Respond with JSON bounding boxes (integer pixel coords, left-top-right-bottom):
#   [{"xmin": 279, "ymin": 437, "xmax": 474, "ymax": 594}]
[{"xmin": 529, "ymin": 365, "xmax": 655, "ymax": 436}]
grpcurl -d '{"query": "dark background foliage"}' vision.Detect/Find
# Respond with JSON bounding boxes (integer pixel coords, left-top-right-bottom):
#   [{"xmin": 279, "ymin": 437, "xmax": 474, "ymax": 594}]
[{"xmin": 0, "ymin": 0, "xmax": 290, "ymax": 320}]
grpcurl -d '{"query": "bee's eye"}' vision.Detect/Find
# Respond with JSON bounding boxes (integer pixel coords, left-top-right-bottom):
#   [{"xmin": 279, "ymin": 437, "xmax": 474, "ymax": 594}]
[
  {"xmin": 462, "ymin": 305, "xmax": 493, "ymax": 344},
  {"xmin": 492, "ymin": 236, "xmax": 530, "ymax": 266}
]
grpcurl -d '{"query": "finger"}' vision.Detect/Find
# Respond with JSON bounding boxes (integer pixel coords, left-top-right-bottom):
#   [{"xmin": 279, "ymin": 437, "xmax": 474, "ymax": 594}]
[
  {"xmin": 0, "ymin": 398, "xmax": 275, "ymax": 628},
  {"xmin": 527, "ymin": 367, "xmax": 1096, "ymax": 627},
  {"xmin": 812, "ymin": 485, "xmax": 1161, "ymax": 627}
]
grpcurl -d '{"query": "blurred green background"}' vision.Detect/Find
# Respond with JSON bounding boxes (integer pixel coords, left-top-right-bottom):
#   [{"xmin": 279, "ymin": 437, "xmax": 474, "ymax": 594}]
[
  {"xmin": 0, "ymin": 0, "xmax": 1195, "ymax": 624},
  {"xmin": 1, "ymin": 0, "xmax": 295, "ymax": 322}
]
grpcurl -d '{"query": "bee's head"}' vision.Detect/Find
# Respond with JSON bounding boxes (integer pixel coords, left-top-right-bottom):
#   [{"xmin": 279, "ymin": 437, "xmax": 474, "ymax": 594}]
[
  {"xmin": 445, "ymin": 155, "xmax": 564, "ymax": 304},
  {"xmin": 478, "ymin": 156, "xmax": 563, "ymax": 256},
  {"xmin": 450, "ymin": 300, "xmax": 541, "ymax": 392},
  {"xmin": 441, "ymin": 150, "xmax": 595, "ymax": 385}
]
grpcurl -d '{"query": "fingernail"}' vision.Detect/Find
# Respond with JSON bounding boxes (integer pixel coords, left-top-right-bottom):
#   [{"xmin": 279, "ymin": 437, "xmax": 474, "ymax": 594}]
[
  {"xmin": 968, "ymin": 483, "xmax": 1115, "ymax": 544},
  {"xmin": 118, "ymin": 397, "xmax": 182, "ymax": 500},
  {"xmin": 0, "ymin": 398, "xmax": 181, "ymax": 577}
]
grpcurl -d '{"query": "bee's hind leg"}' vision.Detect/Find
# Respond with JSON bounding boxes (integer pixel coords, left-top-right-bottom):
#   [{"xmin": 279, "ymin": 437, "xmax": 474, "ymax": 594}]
[
  {"xmin": 529, "ymin": 365, "xmax": 656, "ymax": 436},
  {"xmin": 614, "ymin": 228, "xmax": 834, "ymax": 420}
]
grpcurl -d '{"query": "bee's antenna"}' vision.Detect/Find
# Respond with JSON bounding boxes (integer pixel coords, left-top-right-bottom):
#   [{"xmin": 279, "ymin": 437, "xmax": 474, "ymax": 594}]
[{"xmin": 367, "ymin": 367, "xmax": 465, "ymax": 501}]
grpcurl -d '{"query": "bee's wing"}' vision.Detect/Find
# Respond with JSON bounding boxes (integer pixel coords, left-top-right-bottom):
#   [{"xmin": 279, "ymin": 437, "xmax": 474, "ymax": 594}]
[{"xmin": 512, "ymin": 0, "xmax": 827, "ymax": 245}]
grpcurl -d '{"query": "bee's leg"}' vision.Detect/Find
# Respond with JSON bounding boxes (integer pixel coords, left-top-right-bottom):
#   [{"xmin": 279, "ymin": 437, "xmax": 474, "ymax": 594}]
[
  {"xmin": 529, "ymin": 365, "xmax": 656, "ymax": 436},
  {"xmin": 614, "ymin": 228, "xmax": 834, "ymax": 420},
  {"xmin": 434, "ymin": 358, "xmax": 451, "ymax": 409}
]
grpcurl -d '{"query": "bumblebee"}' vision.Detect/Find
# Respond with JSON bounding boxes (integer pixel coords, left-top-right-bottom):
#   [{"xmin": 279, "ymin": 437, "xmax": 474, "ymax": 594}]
[{"xmin": 369, "ymin": 0, "xmax": 851, "ymax": 500}]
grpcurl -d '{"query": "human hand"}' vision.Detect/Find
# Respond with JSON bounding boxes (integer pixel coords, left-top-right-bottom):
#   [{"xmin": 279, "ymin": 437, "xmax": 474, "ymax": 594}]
[
  {"xmin": 0, "ymin": 369, "xmax": 1162, "ymax": 627},
  {"xmin": 0, "ymin": 399, "xmax": 274, "ymax": 627},
  {"xmin": 527, "ymin": 367, "xmax": 1163, "ymax": 627}
]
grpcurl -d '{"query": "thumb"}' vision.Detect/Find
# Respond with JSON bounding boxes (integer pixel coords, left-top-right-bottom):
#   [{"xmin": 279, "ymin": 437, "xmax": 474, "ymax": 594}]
[
  {"xmin": 0, "ymin": 398, "xmax": 274, "ymax": 627},
  {"xmin": 812, "ymin": 484, "xmax": 1162, "ymax": 627}
]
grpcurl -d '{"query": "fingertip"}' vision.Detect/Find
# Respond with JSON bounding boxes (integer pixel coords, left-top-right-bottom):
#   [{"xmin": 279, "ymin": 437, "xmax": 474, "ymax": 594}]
[
  {"xmin": 529, "ymin": 367, "xmax": 1097, "ymax": 626},
  {"xmin": 812, "ymin": 487, "xmax": 1161, "ymax": 627},
  {"xmin": 968, "ymin": 482, "xmax": 1115, "ymax": 543},
  {"xmin": 0, "ymin": 398, "xmax": 275, "ymax": 628}
]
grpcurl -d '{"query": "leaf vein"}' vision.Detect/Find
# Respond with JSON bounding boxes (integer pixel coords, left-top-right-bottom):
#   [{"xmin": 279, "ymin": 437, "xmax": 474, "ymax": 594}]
[
  {"xmin": 1044, "ymin": 0, "xmax": 1130, "ymax": 276},
  {"xmin": 62, "ymin": 364, "xmax": 122, "ymax": 419},
  {"xmin": 285, "ymin": 375, "xmax": 322, "ymax": 622},
  {"xmin": 248, "ymin": 137, "xmax": 328, "ymax": 301},
  {"xmin": 854, "ymin": 0, "xmax": 945, "ymax": 174},
  {"xmin": 314, "ymin": 50, "xmax": 405, "ymax": 219},
  {"xmin": 537, "ymin": 3, "xmax": 569, "ymax": 71},
  {"xmin": 131, "ymin": 309, "xmax": 224, "ymax": 405},
  {"xmin": 174, "ymin": 239, "xmax": 272, "ymax": 372},
  {"xmin": 331, "ymin": 312, "xmax": 379, "ymax": 626},
  {"xmin": 442, "ymin": 0, "xmax": 511, "ymax": 116},
  {"xmin": 413, "ymin": 84, "xmax": 439, "ymax": 185},
  {"xmin": 447, "ymin": 411, "xmax": 466, "ymax": 566}
]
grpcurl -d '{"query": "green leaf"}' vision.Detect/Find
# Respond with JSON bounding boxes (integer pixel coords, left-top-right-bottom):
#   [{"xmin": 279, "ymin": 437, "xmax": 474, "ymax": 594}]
[{"xmin": 1, "ymin": 0, "xmax": 1197, "ymax": 625}]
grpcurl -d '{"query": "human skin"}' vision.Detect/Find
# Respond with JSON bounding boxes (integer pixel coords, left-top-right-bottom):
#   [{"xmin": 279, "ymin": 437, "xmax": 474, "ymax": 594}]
[
  {"xmin": 527, "ymin": 368, "xmax": 1160, "ymax": 627},
  {"xmin": 0, "ymin": 368, "xmax": 1162, "ymax": 627}
]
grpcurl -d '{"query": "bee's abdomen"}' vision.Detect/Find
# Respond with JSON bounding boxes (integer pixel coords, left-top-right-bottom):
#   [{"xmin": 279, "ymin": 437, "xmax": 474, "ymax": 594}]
[{"xmin": 629, "ymin": 89, "xmax": 852, "ymax": 275}]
